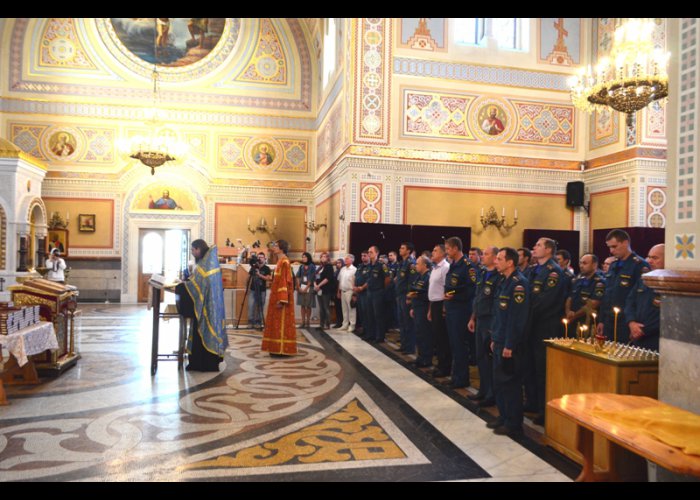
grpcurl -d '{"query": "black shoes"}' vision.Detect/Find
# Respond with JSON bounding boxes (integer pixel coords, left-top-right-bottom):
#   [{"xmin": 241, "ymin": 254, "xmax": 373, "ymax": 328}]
[
  {"xmin": 467, "ymin": 392, "xmax": 486, "ymax": 401},
  {"xmin": 486, "ymin": 418, "xmax": 505, "ymax": 429},
  {"xmin": 477, "ymin": 398, "xmax": 496, "ymax": 408},
  {"xmin": 532, "ymin": 414, "xmax": 545, "ymax": 426},
  {"xmin": 431, "ymin": 370, "xmax": 450, "ymax": 378},
  {"xmin": 493, "ymin": 425, "xmax": 524, "ymax": 437}
]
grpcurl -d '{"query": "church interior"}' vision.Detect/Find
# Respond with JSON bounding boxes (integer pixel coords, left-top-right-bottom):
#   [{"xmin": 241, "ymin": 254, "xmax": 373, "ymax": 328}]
[{"xmin": 0, "ymin": 18, "xmax": 699, "ymax": 482}]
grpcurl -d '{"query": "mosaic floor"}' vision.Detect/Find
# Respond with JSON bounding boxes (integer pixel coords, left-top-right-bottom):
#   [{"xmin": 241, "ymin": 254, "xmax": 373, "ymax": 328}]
[{"xmin": 0, "ymin": 305, "xmax": 574, "ymax": 482}]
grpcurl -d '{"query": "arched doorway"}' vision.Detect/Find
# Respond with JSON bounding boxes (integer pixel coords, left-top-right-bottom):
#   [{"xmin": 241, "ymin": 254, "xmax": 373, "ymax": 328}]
[{"xmin": 137, "ymin": 228, "xmax": 190, "ymax": 303}]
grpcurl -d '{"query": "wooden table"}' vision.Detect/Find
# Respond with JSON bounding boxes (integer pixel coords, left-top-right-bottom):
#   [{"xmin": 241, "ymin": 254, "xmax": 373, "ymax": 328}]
[
  {"xmin": 547, "ymin": 393, "xmax": 700, "ymax": 481},
  {"xmin": 544, "ymin": 341, "xmax": 658, "ymax": 471},
  {"xmin": 149, "ymin": 284, "xmax": 189, "ymax": 376},
  {"xmin": 0, "ymin": 321, "xmax": 59, "ymax": 405}
]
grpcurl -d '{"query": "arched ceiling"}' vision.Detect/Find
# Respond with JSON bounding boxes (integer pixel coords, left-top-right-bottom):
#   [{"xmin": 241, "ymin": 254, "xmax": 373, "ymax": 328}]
[{"xmin": 4, "ymin": 18, "xmax": 317, "ymax": 115}]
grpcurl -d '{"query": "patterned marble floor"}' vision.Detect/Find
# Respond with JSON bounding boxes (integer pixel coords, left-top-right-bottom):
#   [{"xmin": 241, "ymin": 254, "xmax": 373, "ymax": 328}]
[{"xmin": 0, "ymin": 304, "xmax": 573, "ymax": 482}]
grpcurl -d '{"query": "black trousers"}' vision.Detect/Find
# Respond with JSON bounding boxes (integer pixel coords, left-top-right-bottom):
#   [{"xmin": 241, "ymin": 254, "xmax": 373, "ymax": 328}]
[
  {"xmin": 475, "ymin": 316, "xmax": 494, "ymax": 399},
  {"xmin": 430, "ymin": 301, "xmax": 451, "ymax": 374},
  {"xmin": 493, "ymin": 342, "xmax": 524, "ymax": 430}
]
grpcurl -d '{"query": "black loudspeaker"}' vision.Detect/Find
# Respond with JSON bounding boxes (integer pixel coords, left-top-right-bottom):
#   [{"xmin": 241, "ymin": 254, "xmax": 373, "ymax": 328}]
[{"xmin": 566, "ymin": 181, "xmax": 585, "ymax": 207}]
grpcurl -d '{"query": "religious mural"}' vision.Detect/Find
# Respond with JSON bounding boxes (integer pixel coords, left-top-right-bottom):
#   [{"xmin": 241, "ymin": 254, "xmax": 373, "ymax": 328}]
[
  {"xmin": 132, "ymin": 186, "xmax": 195, "ymax": 212},
  {"xmin": 110, "ymin": 18, "xmax": 225, "ymax": 67},
  {"xmin": 48, "ymin": 131, "xmax": 77, "ymax": 159},
  {"xmin": 539, "ymin": 18, "xmax": 580, "ymax": 66}
]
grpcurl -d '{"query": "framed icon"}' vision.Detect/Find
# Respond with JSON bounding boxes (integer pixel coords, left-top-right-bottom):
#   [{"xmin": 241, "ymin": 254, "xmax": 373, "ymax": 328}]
[
  {"xmin": 78, "ymin": 214, "xmax": 96, "ymax": 232},
  {"xmin": 48, "ymin": 229, "xmax": 69, "ymax": 257}
]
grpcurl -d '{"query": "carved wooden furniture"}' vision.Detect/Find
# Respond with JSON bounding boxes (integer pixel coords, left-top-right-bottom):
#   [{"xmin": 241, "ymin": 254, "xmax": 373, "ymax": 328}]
[
  {"xmin": 8, "ymin": 278, "xmax": 79, "ymax": 376},
  {"xmin": 547, "ymin": 393, "xmax": 700, "ymax": 481}
]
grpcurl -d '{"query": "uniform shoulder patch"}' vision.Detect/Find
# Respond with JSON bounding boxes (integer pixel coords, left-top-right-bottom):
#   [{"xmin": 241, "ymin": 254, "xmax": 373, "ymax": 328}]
[
  {"xmin": 546, "ymin": 264, "xmax": 554, "ymax": 270},
  {"xmin": 548, "ymin": 271, "xmax": 559, "ymax": 278},
  {"xmin": 514, "ymin": 284, "xmax": 525, "ymax": 292},
  {"xmin": 595, "ymin": 281, "xmax": 605, "ymax": 288}
]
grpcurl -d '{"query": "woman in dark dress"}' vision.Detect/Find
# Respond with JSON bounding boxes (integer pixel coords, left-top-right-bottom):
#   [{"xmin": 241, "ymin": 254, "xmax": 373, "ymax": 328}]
[
  {"xmin": 176, "ymin": 239, "xmax": 228, "ymax": 372},
  {"xmin": 332, "ymin": 258, "xmax": 344, "ymax": 328},
  {"xmin": 314, "ymin": 252, "xmax": 335, "ymax": 330},
  {"xmin": 296, "ymin": 252, "xmax": 316, "ymax": 328}
]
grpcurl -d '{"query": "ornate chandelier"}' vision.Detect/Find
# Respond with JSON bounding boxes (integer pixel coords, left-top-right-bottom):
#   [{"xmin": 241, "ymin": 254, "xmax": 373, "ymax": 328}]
[
  {"xmin": 121, "ymin": 20, "xmax": 186, "ymax": 175},
  {"xmin": 569, "ymin": 19, "xmax": 670, "ymax": 124}
]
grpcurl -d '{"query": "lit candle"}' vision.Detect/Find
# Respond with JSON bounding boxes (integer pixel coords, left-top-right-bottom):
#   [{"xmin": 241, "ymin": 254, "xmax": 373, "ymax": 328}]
[
  {"xmin": 562, "ymin": 318, "xmax": 569, "ymax": 339},
  {"xmin": 581, "ymin": 324, "xmax": 589, "ymax": 342},
  {"xmin": 613, "ymin": 307, "xmax": 621, "ymax": 346},
  {"xmin": 274, "ymin": 217, "xmax": 277, "ymax": 226},
  {"xmin": 481, "ymin": 207, "xmax": 484, "ymax": 217},
  {"xmin": 591, "ymin": 312, "xmax": 597, "ymax": 332},
  {"xmin": 514, "ymin": 209, "xmax": 518, "ymax": 219},
  {"xmin": 304, "ymin": 212, "xmax": 307, "ymax": 223}
]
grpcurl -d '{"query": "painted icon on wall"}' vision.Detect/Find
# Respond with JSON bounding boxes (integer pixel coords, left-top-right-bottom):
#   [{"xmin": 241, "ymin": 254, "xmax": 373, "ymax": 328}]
[
  {"xmin": 49, "ymin": 131, "xmax": 77, "ymax": 158},
  {"xmin": 253, "ymin": 143, "xmax": 275, "ymax": 167},
  {"xmin": 478, "ymin": 105, "xmax": 507, "ymax": 136},
  {"xmin": 48, "ymin": 229, "xmax": 69, "ymax": 257},
  {"xmin": 110, "ymin": 18, "xmax": 226, "ymax": 67},
  {"xmin": 148, "ymin": 190, "xmax": 180, "ymax": 209},
  {"xmin": 78, "ymin": 214, "xmax": 96, "ymax": 232}
]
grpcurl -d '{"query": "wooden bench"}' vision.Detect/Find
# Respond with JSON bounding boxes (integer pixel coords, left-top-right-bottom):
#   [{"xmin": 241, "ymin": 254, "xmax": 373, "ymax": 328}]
[{"xmin": 547, "ymin": 393, "xmax": 700, "ymax": 481}]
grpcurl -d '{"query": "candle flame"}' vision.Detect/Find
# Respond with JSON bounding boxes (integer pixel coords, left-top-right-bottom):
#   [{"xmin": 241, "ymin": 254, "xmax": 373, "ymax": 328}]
[
  {"xmin": 562, "ymin": 318, "xmax": 568, "ymax": 325},
  {"xmin": 613, "ymin": 307, "xmax": 621, "ymax": 314}
]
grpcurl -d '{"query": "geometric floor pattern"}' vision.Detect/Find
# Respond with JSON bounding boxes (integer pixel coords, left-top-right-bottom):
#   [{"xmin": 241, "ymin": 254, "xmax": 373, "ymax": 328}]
[{"xmin": 0, "ymin": 304, "xmax": 571, "ymax": 482}]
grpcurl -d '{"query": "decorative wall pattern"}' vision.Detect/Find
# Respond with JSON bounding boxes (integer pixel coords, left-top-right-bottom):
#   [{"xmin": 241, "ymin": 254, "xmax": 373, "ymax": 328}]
[
  {"xmin": 646, "ymin": 187, "xmax": 667, "ymax": 228},
  {"xmin": 359, "ymin": 183, "xmax": 382, "ymax": 223},
  {"xmin": 675, "ymin": 234, "xmax": 696, "ymax": 260},
  {"xmin": 393, "ymin": 57, "xmax": 570, "ymax": 91},
  {"xmin": 39, "ymin": 18, "xmax": 97, "ymax": 70},
  {"xmin": 79, "ymin": 127, "xmax": 114, "ymax": 163},
  {"xmin": 317, "ymin": 103, "xmax": 344, "ymax": 171},
  {"xmin": 626, "ymin": 113, "xmax": 637, "ymax": 147},
  {"xmin": 10, "ymin": 123, "xmax": 49, "ymax": 160},
  {"xmin": 538, "ymin": 18, "xmax": 580, "ymax": 66},
  {"xmin": 217, "ymin": 135, "xmax": 308, "ymax": 174},
  {"xmin": 678, "ymin": 18, "xmax": 697, "ymax": 221},
  {"xmin": 590, "ymin": 108, "xmax": 619, "ymax": 149},
  {"xmin": 236, "ymin": 18, "xmax": 287, "ymax": 85},
  {"xmin": 403, "ymin": 89, "xmax": 476, "ymax": 140},
  {"xmin": 340, "ymin": 183, "xmax": 347, "ymax": 252},
  {"xmin": 401, "ymin": 90, "xmax": 574, "ymax": 148},
  {"xmin": 185, "ymin": 132, "xmax": 208, "ymax": 159},
  {"xmin": 355, "ymin": 18, "xmax": 391, "ymax": 145},
  {"xmin": 0, "ymin": 205, "xmax": 6, "ymax": 270},
  {"xmin": 508, "ymin": 100, "xmax": 574, "ymax": 147},
  {"xmin": 641, "ymin": 101, "xmax": 666, "ymax": 146},
  {"xmin": 398, "ymin": 19, "xmax": 446, "ymax": 52}
]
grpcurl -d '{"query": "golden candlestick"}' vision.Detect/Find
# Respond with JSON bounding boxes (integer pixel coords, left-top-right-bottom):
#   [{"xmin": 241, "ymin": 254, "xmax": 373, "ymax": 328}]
[
  {"xmin": 613, "ymin": 307, "xmax": 621, "ymax": 346},
  {"xmin": 562, "ymin": 318, "xmax": 569, "ymax": 339}
]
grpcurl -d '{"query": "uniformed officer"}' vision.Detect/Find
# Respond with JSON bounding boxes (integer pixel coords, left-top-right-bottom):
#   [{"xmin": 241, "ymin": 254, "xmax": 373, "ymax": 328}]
[
  {"xmin": 443, "ymin": 236, "xmax": 480, "ymax": 389},
  {"xmin": 523, "ymin": 237, "xmax": 566, "ymax": 424},
  {"xmin": 408, "ymin": 255, "xmax": 432, "ymax": 367},
  {"xmin": 597, "ymin": 229, "xmax": 650, "ymax": 345},
  {"xmin": 395, "ymin": 242, "xmax": 417, "ymax": 354},
  {"xmin": 361, "ymin": 245, "xmax": 391, "ymax": 342},
  {"xmin": 468, "ymin": 245, "xmax": 500, "ymax": 407},
  {"xmin": 487, "ymin": 247, "xmax": 529, "ymax": 437},
  {"xmin": 625, "ymin": 244, "xmax": 664, "ymax": 352},
  {"xmin": 565, "ymin": 253, "xmax": 606, "ymax": 332},
  {"xmin": 385, "ymin": 250, "xmax": 400, "ymax": 331},
  {"xmin": 556, "ymin": 249, "xmax": 576, "ymax": 300},
  {"xmin": 352, "ymin": 251, "xmax": 371, "ymax": 338}
]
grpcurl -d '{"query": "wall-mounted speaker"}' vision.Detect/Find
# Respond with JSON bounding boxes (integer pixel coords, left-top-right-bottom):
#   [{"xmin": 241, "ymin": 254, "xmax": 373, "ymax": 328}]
[{"xmin": 566, "ymin": 181, "xmax": 585, "ymax": 207}]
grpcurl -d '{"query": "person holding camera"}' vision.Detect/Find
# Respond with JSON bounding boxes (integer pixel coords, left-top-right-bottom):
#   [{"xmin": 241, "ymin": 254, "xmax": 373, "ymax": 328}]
[
  {"xmin": 247, "ymin": 252, "xmax": 271, "ymax": 329},
  {"xmin": 46, "ymin": 248, "xmax": 67, "ymax": 283}
]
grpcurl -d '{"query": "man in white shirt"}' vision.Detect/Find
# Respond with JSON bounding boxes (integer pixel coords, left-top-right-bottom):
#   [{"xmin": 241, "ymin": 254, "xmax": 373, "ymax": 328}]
[
  {"xmin": 46, "ymin": 248, "xmax": 67, "ymax": 283},
  {"xmin": 428, "ymin": 244, "xmax": 451, "ymax": 377},
  {"xmin": 337, "ymin": 254, "xmax": 357, "ymax": 331}
]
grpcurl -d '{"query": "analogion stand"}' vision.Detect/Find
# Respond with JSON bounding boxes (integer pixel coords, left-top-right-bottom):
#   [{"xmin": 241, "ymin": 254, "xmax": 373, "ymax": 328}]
[{"xmin": 149, "ymin": 283, "xmax": 189, "ymax": 376}]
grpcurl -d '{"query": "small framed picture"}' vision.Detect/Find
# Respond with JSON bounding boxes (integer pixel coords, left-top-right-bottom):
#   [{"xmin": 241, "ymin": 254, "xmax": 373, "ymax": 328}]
[{"xmin": 78, "ymin": 214, "xmax": 96, "ymax": 232}]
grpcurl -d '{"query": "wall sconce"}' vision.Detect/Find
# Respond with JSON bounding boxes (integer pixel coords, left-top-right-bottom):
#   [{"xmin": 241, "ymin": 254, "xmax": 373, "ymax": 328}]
[
  {"xmin": 339, "ymin": 211, "xmax": 345, "ymax": 221},
  {"xmin": 305, "ymin": 215, "xmax": 327, "ymax": 232},
  {"xmin": 480, "ymin": 206, "xmax": 518, "ymax": 230},
  {"xmin": 247, "ymin": 216, "xmax": 277, "ymax": 237}
]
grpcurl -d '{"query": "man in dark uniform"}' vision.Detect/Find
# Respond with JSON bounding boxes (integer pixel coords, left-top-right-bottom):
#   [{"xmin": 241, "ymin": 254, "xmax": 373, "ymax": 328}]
[
  {"xmin": 362, "ymin": 245, "xmax": 391, "ymax": 343},
  {"xmin": 517, "ymin": 247, "xmax": 532, "ymax": 274},
  {"xmin": 556, "ymin": 249, "xmax": 576, "ymax": 301},
  {"xmin": 395, "ymin": 242, "xmax": 417, "ymax": 354},
  {"xmin": 468, "ymin": 245, "xmax": 500, "ymax": 407},
  {"xmin": 467, "ymin": 247, "xmax": 484, "ymax": 365},
  {"xmin": 565, "ymin": 253, "xmax": 605, "ymax": 333},
  {"xmin": 385, "ymin": 250, "xmax": 400, "ymax": 331},
  {"xmin": 487, "ymin": 247, "xmax": 529, "ymax": 437},
  {"xmin": 523, "ymin": 237, "xmax": 566, "ymax": 425},
  {"xmin": 408, "ymin": 255, "xmax": 432, "ymax": 367},
  {"xmin": 443, "ymin": 236, "xmax": 480, "ymax": 389},
  {"xmin": 353, "ymin": 251, "xmax": 371, "ymax": 339},
  {"xmin": 625, "ymin": 244, "xmax": 664, "ymax": 352},
  {"xmin": 597, "ymin": 229, "xmax": 650, "ymax": 345}
]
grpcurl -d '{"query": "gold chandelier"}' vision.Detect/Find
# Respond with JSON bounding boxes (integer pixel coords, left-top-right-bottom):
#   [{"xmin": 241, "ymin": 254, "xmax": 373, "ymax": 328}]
[
  {"xmin": 121, "ymin": 20, "xmax": 186, "ymax": 175},
  {"xmin": 569, "ymin": 19, "xmax": 670, "ymax": 124}
]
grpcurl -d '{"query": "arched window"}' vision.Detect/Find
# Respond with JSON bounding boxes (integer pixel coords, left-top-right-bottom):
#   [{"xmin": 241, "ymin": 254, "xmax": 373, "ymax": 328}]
[
  {"xmin": 454, "ymin": 18, "xmax": 529, "ymax": 51},
  {"xmin": 322, "ymin": 18, "xmax": 337, "ymax": 89}
]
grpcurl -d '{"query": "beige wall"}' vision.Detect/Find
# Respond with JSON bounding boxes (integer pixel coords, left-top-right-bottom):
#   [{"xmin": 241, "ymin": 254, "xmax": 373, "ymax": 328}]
[
  {"xmin": 214, "ymin": 203, "xmax": 307, "ymax": 254},
  {"xmin": 43, "ymin": 197, "xmax": 114, "ymax": 249},
  {"xmin": 589, "ymin": 188, "xmax": 629, "ymax": 245},
  {"xmin": 404, "ymin": 186, "xmax": 572, "ymax": 249},
  {"xmin": 315, "ymin": 191, "xmax": 340, "ymax": 253}
]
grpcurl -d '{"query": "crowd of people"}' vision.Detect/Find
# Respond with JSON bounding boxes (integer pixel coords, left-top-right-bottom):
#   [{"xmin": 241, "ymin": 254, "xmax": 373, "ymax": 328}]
[{"xmin": 178, "ymin": 229, "xmax": 664, "ymax": 438}]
